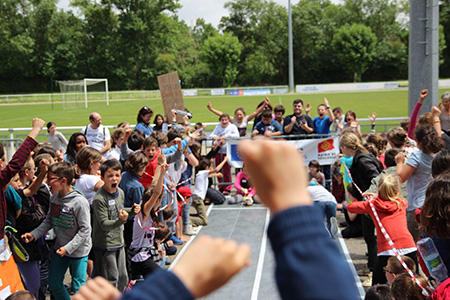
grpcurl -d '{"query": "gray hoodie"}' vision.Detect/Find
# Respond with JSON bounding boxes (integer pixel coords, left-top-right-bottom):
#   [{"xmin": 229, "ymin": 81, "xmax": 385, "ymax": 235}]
[{"xmin": 31, "ymin": 189, "xmax": 92, "ymax": 258}]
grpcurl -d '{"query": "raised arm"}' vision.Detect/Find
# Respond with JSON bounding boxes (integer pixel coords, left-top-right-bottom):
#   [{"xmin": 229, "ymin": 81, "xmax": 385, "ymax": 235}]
[
  {"xmin": 207, "ymin": 102, "xmax": 223, "ymax": 117},
  {"xmin": 395, "ymin": 152, "xmax": 415, "ymax": 183},
  {"xmin": 247, "ymin": 97, "xmax": 270, "ymax": 121},
  {"xmin": 23, "ymin": 159, "xmax": 49, "ymax": 198},
  {"xmin": 324, "ymin": 98, "xmax": 335, "ymax": 123},
  {"xmin": 211, "ymin": 156, "xmax": 228, "ymax": 174},
  {"xmin": 432, "ymin": 105, "xmax": 442, "ymax": 137},
  {"xmin": 120, "ymin": 129, "xmax": 133, "ymax": 160},
  {"xmin": 368, "ymin": 112, "xmax": 377, "ymax": 135},
  {"xmin": 408, "ymin": 89, "xmax": 428, "ymax": 140},
  {"xmin": 305, "ymin": 103, "xmax": 312, "ymax": 117},
  {"xmin": 142, "ymin": 153, "xmax": 168, "ymax": 219}
]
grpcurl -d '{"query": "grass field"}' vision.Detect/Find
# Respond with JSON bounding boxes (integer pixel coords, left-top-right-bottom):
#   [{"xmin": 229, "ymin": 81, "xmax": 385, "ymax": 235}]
[
  {"xmin": 3, "ymin": 88, "xmax": 442, "ymax": 143},
  {"xmin": 0, "ymin": 89, "xmax": 412, "ymax": 127}
]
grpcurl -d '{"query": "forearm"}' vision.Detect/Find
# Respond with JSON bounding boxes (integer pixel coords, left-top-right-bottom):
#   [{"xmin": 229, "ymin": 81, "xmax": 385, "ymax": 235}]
[
  {"xmin": 268, "ymin": 206, "xmax": 359, "ymax": 300},
  {"xmin": 215, "ymin": 157, "xmax": 228, "ymax": 172},
  {"xmin": 208, "ymin": 105, "xmax": 223, "ymax": 116},
  {"xmin": 0, "ymin": 136, "xmax": 38, "ymax": 186},
  {"xmin": 433, "ymin": 116, "xmax": 442, "ymax": 137},
  {"xmin": 120, "ymin": 143, "xmax": 133, "ymax": 160},
  {"xmin": 284, "ymin": 123, "xmax": 294, "ymax": 134},
  {"xmin": 99, "ymin": 142, "xmax": 111, "ymax": 155},
  {"xmin": 408, "ymin": 102, "xmax": 422, "ymax": 139},
  {"xmin": 24, "ymin": 173, "xmax": 46, "ymax": 197},
  {"xmin": 93, "ymin": 204, "xmax": 123, "ymax": 231}
]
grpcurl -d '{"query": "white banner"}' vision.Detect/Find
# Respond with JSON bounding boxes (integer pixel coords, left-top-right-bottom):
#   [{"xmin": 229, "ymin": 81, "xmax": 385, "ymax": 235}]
[
  {"xmin": 226, "ymin": 136, "xmax": 340, "ymax": 168},
  {"xmin": 183, "ymin": 89, "xmax": 198, "ymax": 96},
  {"xmin": 211, "ymin": 89, "xmax": 225, "ymax": 96}
]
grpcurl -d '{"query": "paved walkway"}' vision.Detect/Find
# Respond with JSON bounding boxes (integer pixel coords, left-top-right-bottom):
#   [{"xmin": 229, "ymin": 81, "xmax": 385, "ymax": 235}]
[{"xmin": 169, "ymin": 202, "xmax": 368, "ymax": 300}]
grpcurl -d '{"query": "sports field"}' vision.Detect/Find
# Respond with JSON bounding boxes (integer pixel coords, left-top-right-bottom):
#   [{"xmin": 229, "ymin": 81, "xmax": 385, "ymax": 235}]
[{"xmin": 0, "ymin": 89, "xmax": 413, "ymax": 130}]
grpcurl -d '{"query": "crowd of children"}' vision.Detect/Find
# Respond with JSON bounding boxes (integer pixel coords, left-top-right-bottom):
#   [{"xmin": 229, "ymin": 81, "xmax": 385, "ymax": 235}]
[{"xmin": 3, "ymin": 90, "xmax": 450, "ymax": 300}]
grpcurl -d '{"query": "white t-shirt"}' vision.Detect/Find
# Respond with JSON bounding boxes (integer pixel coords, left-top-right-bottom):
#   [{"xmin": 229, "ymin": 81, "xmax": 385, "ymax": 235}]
[
  {"xmin": 307, "ymin": 185, "xmax": 337, "ymax": 204},
  {"xmin": 46, "ymin": 131, "xmax": 68, "ymax": 152},
  {"xmin": 193, "ymin": 170, "xmax": 209, "ymax": 200},
  {"xmin": 232, "ymin": 115, "xmax": 249, "ymax": 137},
  {"xmin": 208, "ymin": 124, "xmax": 240, "ymax": 154},
  {"xmin": 130, "ymin": 212, "xmax": 155, "ymax": 262},
  {"xmin": 74, "ymin": 174, "xmax": 101, "ymax": 204},
  {"xmin": 107, "ymin": 146, "xmax": 121, "ymax": 160},
  {"xmin": 81, "ymin": 124, "xmax": 110, "ymax": 156}
]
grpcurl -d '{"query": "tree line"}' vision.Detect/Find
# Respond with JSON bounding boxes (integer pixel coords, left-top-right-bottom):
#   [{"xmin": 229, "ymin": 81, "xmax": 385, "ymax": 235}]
[{"xmin": 1, "ymin": 0, "xmax": 449, "ymax": 93}]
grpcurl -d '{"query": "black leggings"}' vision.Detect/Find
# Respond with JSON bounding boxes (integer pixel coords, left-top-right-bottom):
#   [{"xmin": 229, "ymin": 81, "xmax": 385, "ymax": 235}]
[{"xmin": 131, "ymin": 259, "xmax": 160, "ymax": 280}]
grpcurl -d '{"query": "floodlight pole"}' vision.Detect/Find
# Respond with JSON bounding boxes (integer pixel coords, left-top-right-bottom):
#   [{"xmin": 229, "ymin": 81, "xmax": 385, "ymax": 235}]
[
  {"xmin": 408, "ymin": 0, "xmax": 439, "ymax": 114},
  {"xmin": 288, "ymin": 0, "xmax": 294, "ymax": 93}
]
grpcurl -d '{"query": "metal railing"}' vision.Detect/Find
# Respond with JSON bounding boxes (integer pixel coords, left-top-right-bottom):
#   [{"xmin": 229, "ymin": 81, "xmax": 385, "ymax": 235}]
[{"xmin": 0, "ymin": 117, "xmax": 406, "ymax": 161}]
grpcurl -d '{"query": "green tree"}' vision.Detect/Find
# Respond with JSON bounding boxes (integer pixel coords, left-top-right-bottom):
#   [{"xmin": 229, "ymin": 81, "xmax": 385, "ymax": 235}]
[
  {"xmin": 201, "ymin": 33, "xmax": 242, "ymax": 87},
  {"xmin": 220, "ymin": 0, "xmax": 288, "ymax": 85},
  {"xmin": 440, "ymin": 0, "xmax": 450, "ymax": 77},
  {"xmin": 332, "ymin": 23, "xmax": 377, "ymax": 82},
  {"xmin": 0, "ymin": 0, "xmax": 34, "ymax": 91},
  {"xmin": 106, "ymin": 0, "xmax": 180, "ymax": 89},
  {"xmin": 71, "ymin": 0, "xmax": 122, "ymax": 88}
]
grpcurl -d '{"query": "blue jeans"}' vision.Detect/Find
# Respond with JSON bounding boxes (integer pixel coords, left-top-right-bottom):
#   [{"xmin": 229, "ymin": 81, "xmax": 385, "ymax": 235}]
[
  {"xmin": 313, "ymin": 201, "xmax": 337, "ymax": 232},
  {"xmin": 48, "ymin": 252, "xmax": 88, "ymax": 300}
]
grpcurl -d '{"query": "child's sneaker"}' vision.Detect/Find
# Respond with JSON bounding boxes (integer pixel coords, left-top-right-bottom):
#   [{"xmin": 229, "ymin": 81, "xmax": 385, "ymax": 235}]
[
  {"xmin": 183, "ymin": 224, "xmax": 198, "ymax": 236},
  {"xmin": 244, "ymin": 196, "xmax": 253, "ymax": 206},
  {"xmin": 330, "ymin": 217, "xmax": 339, "ymax": 238},
  {"xmin": 171, "ymin": 235, "xmax": 183, "ymax": 245}
]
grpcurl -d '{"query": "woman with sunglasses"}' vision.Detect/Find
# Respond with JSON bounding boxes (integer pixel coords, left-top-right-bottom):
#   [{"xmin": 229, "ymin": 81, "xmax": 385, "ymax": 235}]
[{"xmin": 135, "ymin": 106, "xmax": 154, "ymax": 137}]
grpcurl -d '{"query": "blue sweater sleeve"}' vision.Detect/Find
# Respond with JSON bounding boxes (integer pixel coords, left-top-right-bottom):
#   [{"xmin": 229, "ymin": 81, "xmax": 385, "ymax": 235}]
[
  {"xmin": 267, "ymin": 205, "xmax": 359, "ymax": 300},
  {"xmin": 121, "ymin": 269, "xmax": 194, "ymax": 300},
  {"xmin": 162, "ymin": 139, "xmax": 189, "ymax": 155}
]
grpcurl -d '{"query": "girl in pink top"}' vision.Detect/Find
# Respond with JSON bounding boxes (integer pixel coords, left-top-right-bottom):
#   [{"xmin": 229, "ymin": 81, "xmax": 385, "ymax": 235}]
[{"xmin": 229, "ymin": 163, "xmax": 260, "ymax": 206}]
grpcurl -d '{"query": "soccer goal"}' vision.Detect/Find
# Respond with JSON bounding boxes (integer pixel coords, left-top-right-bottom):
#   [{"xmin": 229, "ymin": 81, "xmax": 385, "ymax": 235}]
[{"xmin": 56, "ymin": 78, "xmax": 109, "ymax": 109}]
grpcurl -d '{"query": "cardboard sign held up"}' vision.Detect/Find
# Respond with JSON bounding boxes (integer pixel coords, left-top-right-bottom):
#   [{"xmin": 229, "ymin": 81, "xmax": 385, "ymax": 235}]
[{"xmin": 157, "ymin": 71, "xmax": 185, "ymax": 124}]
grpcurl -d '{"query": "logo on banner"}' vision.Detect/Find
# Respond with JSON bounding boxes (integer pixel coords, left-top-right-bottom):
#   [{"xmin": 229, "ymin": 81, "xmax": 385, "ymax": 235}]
[
  {"xmin": 230, "ymin": 144, "xmax": 243, "ymax": 162},
  {"xmin": 318, "ymin": 139, "xmax": 334, "ymax": 153}
]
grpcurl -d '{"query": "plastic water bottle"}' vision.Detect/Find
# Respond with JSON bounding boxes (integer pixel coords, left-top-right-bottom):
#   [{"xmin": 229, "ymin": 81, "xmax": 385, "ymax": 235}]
[{"xmin": 417, "ymin": 237, "xmax": 448, "ymax": 282}]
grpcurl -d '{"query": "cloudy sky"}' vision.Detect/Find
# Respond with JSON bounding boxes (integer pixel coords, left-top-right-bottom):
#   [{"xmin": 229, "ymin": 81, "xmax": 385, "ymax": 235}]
[{"xmin": 57, "ymin": 0, "xmax": 341, "ymax": 28}]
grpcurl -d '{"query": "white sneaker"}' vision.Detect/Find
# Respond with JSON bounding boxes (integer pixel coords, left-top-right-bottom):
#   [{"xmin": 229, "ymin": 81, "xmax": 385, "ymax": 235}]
[
  {"xmin": 244, "ymin": 196, "xmax": 254, "ymax": 206},
  {"xmin": 362, "ymin": 272, "xmax": 373, "ymax": 287},
  {"xmin": 183, "ymin": 225, "xmax": 198, "ymax": 236}
]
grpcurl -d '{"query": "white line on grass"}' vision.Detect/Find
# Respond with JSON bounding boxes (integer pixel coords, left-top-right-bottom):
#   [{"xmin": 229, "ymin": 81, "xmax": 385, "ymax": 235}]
[
  {"xmin": 168, "ymin": 203, "xmax": 215, "ymax": 271},
  {"xmin": 250, "ymin": 209, "xmax": 271, "ymax": 300}
]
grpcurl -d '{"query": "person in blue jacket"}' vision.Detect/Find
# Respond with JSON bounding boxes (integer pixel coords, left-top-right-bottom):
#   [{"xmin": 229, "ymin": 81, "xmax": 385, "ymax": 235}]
[
  {"xmin": 134, "ymin": 106, "xmax": 154, "ymax": 137},
  {"xmin": 251, "ymin": 110, "xmax": 283, "ymax": 137},
  {"xmin": 74, "ymin": 139, "xmax": 359, "ymax": 300}
]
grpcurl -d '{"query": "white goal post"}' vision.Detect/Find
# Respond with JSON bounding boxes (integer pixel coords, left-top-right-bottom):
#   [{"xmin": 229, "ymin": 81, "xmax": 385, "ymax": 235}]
[
  {"xmin": 84, "ymin": 78, "xmax": 109, "ymax": 108},
  {"xmin": 57, "ymin": 78, "xmax": 109, "ymax": 109}
]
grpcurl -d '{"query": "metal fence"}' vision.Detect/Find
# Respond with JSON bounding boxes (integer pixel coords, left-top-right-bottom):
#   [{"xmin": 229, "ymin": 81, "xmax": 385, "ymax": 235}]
[
  {"xmin": 0, "ymin": 117, "xmax": 405, "ymax": 161},
  {"xmin": 0, "ymin": 85, "xmax": 289, "ymax": 104}
]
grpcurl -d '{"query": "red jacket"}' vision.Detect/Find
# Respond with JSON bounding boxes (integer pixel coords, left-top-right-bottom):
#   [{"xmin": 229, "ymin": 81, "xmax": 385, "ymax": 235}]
[
  {"xmin": 347, "ymin": 196, "xmax": 415, "ymax": 253},
  {"xmin": 138, "ymin": 150, "xmax": 159, "ymax": 188}
]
